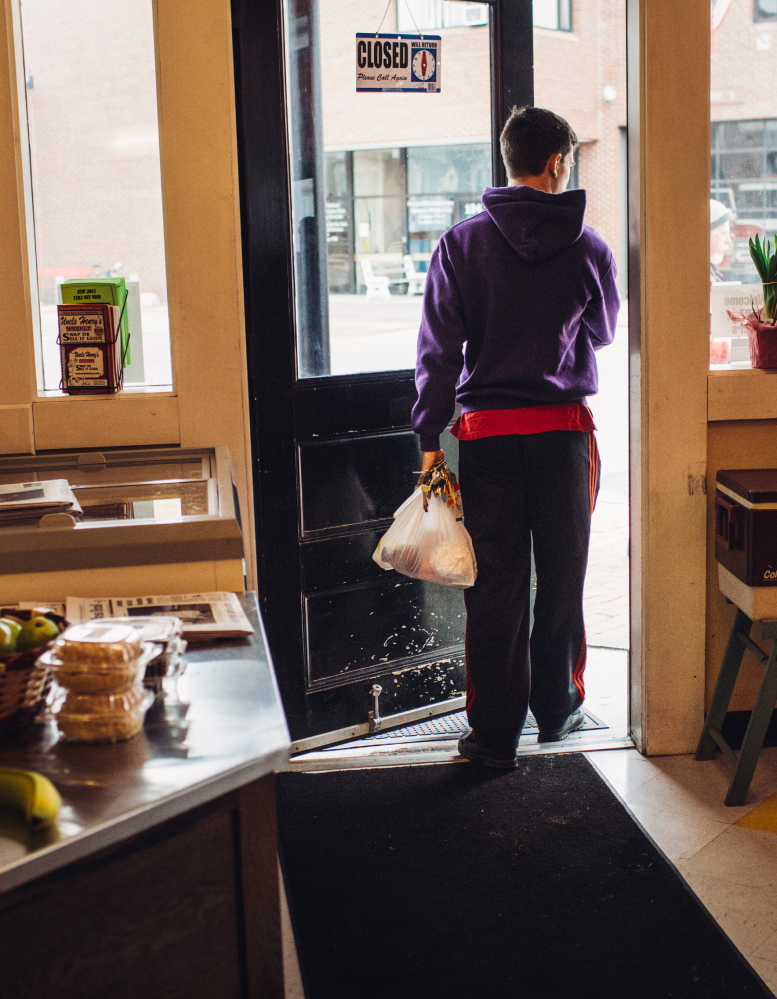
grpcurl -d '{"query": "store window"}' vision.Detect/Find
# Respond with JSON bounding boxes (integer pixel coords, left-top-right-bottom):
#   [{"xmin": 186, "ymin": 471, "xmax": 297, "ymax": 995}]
[
  {"xmin": 396, "ymin": 1, "xmax": 488, "ymax": 31},
  {"xmin": 533, "ymin": 0, "xmax": 573, "ymax": 31},
  {"xmin": 754, "ymin": 0, "xmax": 777, "ymax": 22},
  {"xmin": 406, "ymin": 143, "xmax": 490, "ymax": 256},
  {"xmin": 709, "ymin": 1, "xmax": 777, "ymax": 367},
  {"xmin": 18, "ymin": 0, "xmax": 172, "ymax": 393},
  {"xmin": 710, "ymin": 120, "xmax": 777, "ymax": 284}
]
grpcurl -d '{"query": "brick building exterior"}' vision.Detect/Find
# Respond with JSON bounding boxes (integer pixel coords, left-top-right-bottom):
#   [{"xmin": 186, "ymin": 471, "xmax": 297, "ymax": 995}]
[
  {"xmin": 17, "ymin": 0, "xmax": 771, "ymax": 310},
  {"xmin": 318, "ymin": 0, "xmax": 628, "ymax": 287},
  {"xmin": 20, "ymin": 0, "xmax": 167, "ymax": 303},
  {"xmin": 710, "ymin": 0, "xmax": 777, "ymax": 281},
  {"xmin": 533, "ymin": 0, "xmax": 628, "ymax": 278}
]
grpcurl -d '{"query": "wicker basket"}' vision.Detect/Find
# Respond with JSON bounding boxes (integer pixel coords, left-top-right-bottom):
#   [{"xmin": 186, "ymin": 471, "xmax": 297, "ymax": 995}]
[{"xmin": 0, "ymin": 610, "xmax": 68, "ymax": 730}]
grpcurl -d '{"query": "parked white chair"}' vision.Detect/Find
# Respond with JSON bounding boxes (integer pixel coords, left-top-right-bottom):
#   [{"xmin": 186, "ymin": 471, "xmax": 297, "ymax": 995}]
[
  {"xmin": 359, "ymin": 258, "xmax": 391, "ymax": 300},
  {"xmin": 403, "ymin": 255, "xmax": 427, "ymax": 296}
]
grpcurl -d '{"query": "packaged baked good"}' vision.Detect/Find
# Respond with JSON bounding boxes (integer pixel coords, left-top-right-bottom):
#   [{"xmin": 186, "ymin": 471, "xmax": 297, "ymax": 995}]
[
  {"xmin": 94, "ymin": 617, "xmax": 187, "ymax": 686},
  {"xmin": 56, "ymin": 683, "xmax": 153, "ymax": 743},
  {"xmin": 40, "ymin": 648, "xmax": 148, "ymax": 695},
  {"xmin": 54, "ymin": 623, "xmax": 143, "ymax": 667}
]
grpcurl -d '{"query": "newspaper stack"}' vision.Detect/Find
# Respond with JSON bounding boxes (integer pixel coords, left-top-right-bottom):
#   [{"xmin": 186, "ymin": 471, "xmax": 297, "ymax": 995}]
[
  {"xmin": 0, "ymin": 480, "xmax": 82, "ymax": 525},
  {"xmin": 66, "ymin": 592, "xmax": 255, "ymax": 642}
]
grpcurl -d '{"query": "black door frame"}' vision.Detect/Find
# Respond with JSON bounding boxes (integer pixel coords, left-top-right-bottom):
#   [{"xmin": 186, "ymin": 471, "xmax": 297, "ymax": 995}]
[{"xmin": 232, "ymin": 0, "xmax": 534, "ymax": 739}]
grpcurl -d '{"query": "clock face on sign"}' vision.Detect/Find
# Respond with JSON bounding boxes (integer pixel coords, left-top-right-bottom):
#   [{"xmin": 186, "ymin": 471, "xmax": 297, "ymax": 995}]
[{"xmin": 412, "ymin": 48, "xmax": 436, "ymax": 82}]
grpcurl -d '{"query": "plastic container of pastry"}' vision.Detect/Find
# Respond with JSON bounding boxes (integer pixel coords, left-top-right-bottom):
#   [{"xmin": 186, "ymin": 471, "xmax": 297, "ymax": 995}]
[
  {"xmin": 39, "ymin": 643, "xmax": 155, "ymax": 695},
  {"xmin": 93, "ymin": 616, "xmax": 187, "ymax": 686},
  {"xmin": 55, "ymin": 682, "xmax": 153, "ymax": 743},
  {"xmin": 53, "ymin": 622, "xmax": 144, "ymax": 667}
]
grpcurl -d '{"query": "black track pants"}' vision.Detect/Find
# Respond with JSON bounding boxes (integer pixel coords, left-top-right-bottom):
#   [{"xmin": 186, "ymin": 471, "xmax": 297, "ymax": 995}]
[{"xmin": 459, "ymin": 430, "xmax": 600, "ymax": 751}]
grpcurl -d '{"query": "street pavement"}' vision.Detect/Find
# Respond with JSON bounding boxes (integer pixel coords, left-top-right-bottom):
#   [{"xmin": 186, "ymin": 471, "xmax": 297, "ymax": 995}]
[{"xmin": 586, "ymin": 308, "xmax": 630, "ymax": 650}]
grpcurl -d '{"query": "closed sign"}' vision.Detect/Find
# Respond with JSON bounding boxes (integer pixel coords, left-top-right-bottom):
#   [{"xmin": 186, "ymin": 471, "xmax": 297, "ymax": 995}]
[{"xmin": 356, "ymin": 33, "xmax": 441, "ymax": 92}]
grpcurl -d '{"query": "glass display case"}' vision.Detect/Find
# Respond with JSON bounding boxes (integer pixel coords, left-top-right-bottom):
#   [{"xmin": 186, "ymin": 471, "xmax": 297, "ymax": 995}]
[{"xmin": 0, "ymin": 447, "xmax": 243, "ymax": 597}]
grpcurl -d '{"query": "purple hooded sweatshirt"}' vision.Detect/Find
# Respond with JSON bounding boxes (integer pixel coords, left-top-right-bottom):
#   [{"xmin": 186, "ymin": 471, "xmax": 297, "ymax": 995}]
[{"xmin": 412, "ymin": 185, "xmax": 620, "ymax": 451}]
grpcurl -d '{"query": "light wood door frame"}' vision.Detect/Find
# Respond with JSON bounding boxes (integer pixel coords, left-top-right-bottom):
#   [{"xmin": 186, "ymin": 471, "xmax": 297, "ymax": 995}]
[{"xmin": 627, "ymin": 0, "xmax": 709, "ymax": 755}]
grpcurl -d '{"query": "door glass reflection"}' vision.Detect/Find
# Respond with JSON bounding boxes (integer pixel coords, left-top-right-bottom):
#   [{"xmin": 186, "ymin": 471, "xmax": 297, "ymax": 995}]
[{"xmin": 284, "ymin": 0, "xmax": 492, "ymax": 377}]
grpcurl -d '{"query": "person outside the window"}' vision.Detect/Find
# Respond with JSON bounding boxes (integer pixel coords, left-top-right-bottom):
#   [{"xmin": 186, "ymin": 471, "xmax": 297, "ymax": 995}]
[
  {"xmin": 709, "ymin": 198, "xmax": 735, "ymax": 365},
  {"xmin": 710, "ymin": 198, "xmax": 733, "ymax": 284},
  {"xmin": 412, "ymin": 106, "xmax": 619, "ymax": 767}
]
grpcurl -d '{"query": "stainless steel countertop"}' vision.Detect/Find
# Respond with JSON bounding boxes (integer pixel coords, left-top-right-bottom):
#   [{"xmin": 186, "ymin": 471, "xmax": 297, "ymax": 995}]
[{"xmin": 0, "ymin": 592, "xmax": 290, "ymax": 894}]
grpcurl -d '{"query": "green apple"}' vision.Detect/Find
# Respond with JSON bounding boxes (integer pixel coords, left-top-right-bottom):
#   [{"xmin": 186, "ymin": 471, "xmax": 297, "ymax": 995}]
[
  {"xmin": 0, "ymin": 622, "xmax": 15, "ymax": 655},
  {"xmin": 0, "ymin": 618, "xmax": 22, "ymax": 645},
  {"xmin": 0, "ymin": 622, "xmax": 16, "ymax": 656},
  {"xmin": 16, "ymin": 616, "xmax": 60, "ymax": 652}
]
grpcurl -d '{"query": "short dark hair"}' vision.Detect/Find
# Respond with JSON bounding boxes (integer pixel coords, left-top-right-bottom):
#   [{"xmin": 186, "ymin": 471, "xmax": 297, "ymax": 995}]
[{"xmin": 500, "ymin": 106, "xmax": 578, "ymax": 178}]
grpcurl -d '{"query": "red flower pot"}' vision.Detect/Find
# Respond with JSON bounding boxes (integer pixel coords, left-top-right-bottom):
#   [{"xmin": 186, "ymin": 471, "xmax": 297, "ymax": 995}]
[{"xmin": 747, "ymin": 319, "xmax": 777, "ymax": 369}]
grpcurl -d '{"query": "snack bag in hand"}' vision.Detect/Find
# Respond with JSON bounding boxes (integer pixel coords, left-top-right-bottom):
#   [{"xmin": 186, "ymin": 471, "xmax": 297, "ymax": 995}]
[{"xmin": 373, "ymin": 462, "xmax": 477, "ymax": 589}]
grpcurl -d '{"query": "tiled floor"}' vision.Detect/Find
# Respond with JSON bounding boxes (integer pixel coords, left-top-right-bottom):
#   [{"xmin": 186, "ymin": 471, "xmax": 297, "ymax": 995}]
[
  {"xmin": 281, "ymin": 747, "xmax": 777, "ymax": 996},
  {"xmin": 588, "ymin": 746, "xmax": 777, "ymax": 996}
]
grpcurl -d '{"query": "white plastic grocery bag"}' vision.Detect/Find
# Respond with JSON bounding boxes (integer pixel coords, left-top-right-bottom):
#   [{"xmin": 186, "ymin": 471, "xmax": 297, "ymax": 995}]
[{"xmin": 372, "ymin": 466, "xmax": 477, "ymax": 589}]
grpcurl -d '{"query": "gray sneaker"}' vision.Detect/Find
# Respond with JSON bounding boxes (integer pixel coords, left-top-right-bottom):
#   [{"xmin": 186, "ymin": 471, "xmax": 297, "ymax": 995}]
[{"xmin": 537, "ymin": 708, "xmax": 586, "ymax": 743}]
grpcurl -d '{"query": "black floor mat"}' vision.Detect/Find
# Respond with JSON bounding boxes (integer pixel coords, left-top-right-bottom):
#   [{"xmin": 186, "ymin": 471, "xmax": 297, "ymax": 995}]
[{"xmin": 278, "ymin": 756, "xmax": 771, "ymax": 999}]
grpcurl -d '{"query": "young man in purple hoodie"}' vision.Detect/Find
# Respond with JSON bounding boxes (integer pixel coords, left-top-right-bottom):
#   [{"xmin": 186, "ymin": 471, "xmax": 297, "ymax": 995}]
[{"xmin": 412, "ymin": 106, "xmax": 619, "ymax": 767}]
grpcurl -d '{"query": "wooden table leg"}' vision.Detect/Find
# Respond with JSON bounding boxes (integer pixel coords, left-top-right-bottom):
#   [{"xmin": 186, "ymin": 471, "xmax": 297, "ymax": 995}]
[{"xmin": 238, "ymin": 774, "xmax": 284, "ymax": 999}]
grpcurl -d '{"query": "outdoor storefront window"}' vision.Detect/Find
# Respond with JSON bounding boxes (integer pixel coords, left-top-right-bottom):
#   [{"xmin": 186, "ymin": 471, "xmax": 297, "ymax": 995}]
[
  {"xmin": 407, "ymin": 143, "xmax": 490, "ymax": 256},
  {"xmin": 396, "ymin": 0, "xmax": 488, "ymax": 30},
  {"xmin": 533, "ymin": 0, "xmax": 572, "ymax": 31},
  {"xmin": 18, "ymin": 0, "xmax": 173, "ymax": 392},
  {"xmin": 709, "ymin": 1, "xmax": 777, "ymax": 368}
]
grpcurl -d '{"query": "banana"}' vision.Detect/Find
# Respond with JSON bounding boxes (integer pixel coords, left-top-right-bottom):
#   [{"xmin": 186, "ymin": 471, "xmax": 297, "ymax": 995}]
[{"xmin": 0, "ymin": 768, "xmax": 61, "ymax": 828}]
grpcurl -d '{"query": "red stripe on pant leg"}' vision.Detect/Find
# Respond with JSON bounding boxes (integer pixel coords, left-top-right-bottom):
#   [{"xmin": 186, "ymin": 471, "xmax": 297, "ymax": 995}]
[
  {"xmin": 587, "ymin": 433, "xmax": 593, "ymax": 512},
  {"xmin": 579, "ymin": 438, "xmax": 597, "ymax": 702},
  {"xmin": 588, "ymin": 432, "xmax": 599, "ymax": 515},
  {"xmin": 573, "ymin": 633, "xmax": 587, "ymax": 698}
]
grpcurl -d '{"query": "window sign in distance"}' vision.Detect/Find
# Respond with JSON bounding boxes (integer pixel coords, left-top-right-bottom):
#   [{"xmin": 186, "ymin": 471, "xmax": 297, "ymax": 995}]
[{"xmin": 355, "ymin": 34, "xmax": 441, "ymax": 93}]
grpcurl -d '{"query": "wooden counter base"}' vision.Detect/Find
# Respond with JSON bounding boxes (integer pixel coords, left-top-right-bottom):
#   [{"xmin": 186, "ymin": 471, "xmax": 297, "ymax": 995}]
[{"xmin": 0, "ymin": 774, "xmax": 282, "ymax": 999}]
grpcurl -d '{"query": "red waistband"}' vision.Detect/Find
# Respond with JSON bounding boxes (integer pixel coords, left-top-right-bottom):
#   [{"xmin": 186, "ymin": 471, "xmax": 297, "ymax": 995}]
[{"xmin": 451, "ymin": 403, "xmax": 596, "ymax": 440}]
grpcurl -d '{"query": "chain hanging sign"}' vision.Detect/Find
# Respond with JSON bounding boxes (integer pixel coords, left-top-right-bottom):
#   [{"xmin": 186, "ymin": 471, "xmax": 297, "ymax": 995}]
[{"xmin": 356, "ymin": 33, "xmax": 441, "ymax": 93}]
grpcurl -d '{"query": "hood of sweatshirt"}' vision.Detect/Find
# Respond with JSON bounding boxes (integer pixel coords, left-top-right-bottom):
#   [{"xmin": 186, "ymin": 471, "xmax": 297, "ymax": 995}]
[{"xmin": 481, "ymin": 185, "xmax": 587, "ymax": 264}]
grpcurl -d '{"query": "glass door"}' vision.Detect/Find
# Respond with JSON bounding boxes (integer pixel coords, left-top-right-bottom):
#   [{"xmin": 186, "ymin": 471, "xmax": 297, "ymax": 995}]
[{"xmin": 233, "ymin": 0, "xmax": 532, "ymax": 744}]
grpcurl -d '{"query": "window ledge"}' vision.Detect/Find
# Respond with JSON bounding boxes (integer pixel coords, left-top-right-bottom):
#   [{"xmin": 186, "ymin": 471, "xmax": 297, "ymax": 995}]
[
  {"xmin": 708, "ymin": 368, "xmax": 777, "ymax": 421},
  {"xmin": 37, "ymin": 385, "xmax": 174, "ymax": 401}
]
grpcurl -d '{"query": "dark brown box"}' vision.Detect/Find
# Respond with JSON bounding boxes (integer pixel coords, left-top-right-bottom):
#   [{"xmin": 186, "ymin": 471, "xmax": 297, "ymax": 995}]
[{"xmin": 715, "ymin": 469, "xmax": 777, "ymax": 587}]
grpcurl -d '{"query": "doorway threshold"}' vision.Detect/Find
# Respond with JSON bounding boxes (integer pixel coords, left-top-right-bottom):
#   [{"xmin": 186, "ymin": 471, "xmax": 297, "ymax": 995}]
[
  {"xmin": 288, "ymin": 646, "xmax": 632, "ymax": 771},
  {"xmin": 287, "ymin": 726, "xmax": 634, "ymax": 772}
]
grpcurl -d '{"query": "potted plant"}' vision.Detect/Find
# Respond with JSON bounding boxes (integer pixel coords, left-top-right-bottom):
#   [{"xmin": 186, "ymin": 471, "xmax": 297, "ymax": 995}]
[{"xmin": 732, "ymin": 235, "xmax": 777, "ymax": 369}]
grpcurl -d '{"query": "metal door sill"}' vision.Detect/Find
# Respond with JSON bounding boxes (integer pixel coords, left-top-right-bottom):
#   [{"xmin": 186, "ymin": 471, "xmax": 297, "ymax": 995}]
[{"xmin": 286, "ymin": 733, "xmax": 634, "ymax": 772}]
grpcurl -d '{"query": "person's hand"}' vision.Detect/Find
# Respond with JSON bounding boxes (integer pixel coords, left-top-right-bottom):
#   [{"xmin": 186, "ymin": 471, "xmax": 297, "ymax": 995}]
[{"xmin": 421, "ymin": 450, "xmax": 445, "ymax": 472}]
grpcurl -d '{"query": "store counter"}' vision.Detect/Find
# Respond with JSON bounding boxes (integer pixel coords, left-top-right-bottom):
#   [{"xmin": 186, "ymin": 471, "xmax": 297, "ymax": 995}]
[{"xmin": 0, "ymin": 592, "xmax": 289, "ymax": 999}]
